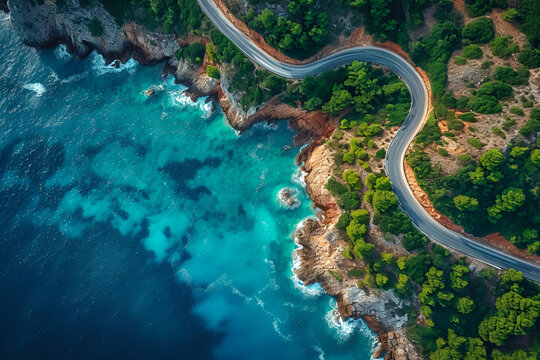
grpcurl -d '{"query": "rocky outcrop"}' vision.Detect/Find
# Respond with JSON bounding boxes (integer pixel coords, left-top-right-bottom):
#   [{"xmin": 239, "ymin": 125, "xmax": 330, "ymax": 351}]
[
  {"xmin": 296, "ymin": 143, "xmax": 422, "ymax": 359},
  {"xmin": 302, "ymin": 144, "xmax": 339, "ymax": 218},
  {"xmin": 8, "ymin": 0, "xmax": 178, "ymax": 64},
  {"xmin": 342, "ymin": 287, "xmax": 407, "ymax": 329}
]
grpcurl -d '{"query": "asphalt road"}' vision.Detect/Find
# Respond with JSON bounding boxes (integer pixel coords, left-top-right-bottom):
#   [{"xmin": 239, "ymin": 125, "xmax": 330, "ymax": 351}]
[{"xmin": 197, "ymin": 0, "xmax": 540, "ymax": 282}]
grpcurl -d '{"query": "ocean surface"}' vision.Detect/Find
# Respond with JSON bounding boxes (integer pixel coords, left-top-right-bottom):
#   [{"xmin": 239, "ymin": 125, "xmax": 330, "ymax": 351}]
[{"xmin": 0, "ymin": 13, "xmax": 377, "ymax": 359}]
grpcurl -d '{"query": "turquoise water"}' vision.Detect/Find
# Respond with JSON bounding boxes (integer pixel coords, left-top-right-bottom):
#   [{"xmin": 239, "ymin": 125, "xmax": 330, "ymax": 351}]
[{"xmin": 0, "ymin": 13, "xmax": 377, "ymax": 359}]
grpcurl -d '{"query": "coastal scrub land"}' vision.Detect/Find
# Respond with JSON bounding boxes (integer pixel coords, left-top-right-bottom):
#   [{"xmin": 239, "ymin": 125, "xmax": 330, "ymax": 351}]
[{"xmin": 4, "ymin": 0, "xmax": 540, "ymax": 359}]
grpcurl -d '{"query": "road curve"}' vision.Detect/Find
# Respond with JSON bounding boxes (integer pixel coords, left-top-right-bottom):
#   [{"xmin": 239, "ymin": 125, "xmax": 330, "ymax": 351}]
[{"xmin": 197, "ymin": 0, "xmax": 540, "ymax": 282}]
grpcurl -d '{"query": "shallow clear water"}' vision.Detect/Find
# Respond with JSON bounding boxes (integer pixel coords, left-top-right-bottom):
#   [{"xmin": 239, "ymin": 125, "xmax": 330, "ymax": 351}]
[{"xmin": 0, "ymin": 13, "xmax": 377, "ymax": 359}]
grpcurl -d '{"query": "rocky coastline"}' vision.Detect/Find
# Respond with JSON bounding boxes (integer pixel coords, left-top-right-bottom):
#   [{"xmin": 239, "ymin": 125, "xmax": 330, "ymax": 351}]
[{"xmin": 4, "ymin": 1, "xmax": 418, "ymax": 358}]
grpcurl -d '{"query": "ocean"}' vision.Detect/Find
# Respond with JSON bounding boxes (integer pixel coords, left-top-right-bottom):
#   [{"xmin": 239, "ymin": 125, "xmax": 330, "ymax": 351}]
[{"xmin": 0, "ymin": 13, "xmax": 377, "ymax": 360}]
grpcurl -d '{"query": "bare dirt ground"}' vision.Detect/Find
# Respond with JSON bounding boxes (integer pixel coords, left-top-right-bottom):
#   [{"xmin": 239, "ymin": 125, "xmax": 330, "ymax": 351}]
[{"xmin": 436, "ymin": 7, "xmax": 539, "ymax": 172}]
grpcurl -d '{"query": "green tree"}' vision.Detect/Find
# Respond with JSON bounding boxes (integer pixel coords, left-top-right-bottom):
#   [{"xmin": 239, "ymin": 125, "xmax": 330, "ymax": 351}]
[
  {"xmin": 462, "ymin": 17, "xmax": 495, "ymax": 44},
  {"xmin": 450, "ymin": 264, "xmax": 470, "ymax": 290},
  {"xmin": 531, "ymin": 149, "xmax": 540, "ymax": 166},
  {"xmin": 479, "ymin": 291, "xmax": 540, "ymax": 345},
  {"xmin": 341, "ymin": 191, "xmax": 361, "ymax": 210},
  {"xmin": 344, "ymin": 61, "xmax": 381, "ymax": 114},
  {"xmin": 479, "ymin": 149, "xmax": 505, "ymax": 170},
  {"xmin": 502, "ymin": 8, "xmax": 519, "ymax": 22},
  {"xmin": 258, "ymin": 8, "xmax": 277, "ymax": 29},
  {"xmin": 462, "ymin": 44, "xmax": 483, "ymax": 59},
  {"xmin": 372, "ymin": 190, "xmax": 397, "ymax": 213},
  {"xmin": 351, "ymin": 209, "xmax": 370, "ymax": 224},
  {"xmin": 343, "ymin": 170, "xmax": 363, "ymax": 190},
  {"xmin": 454, "ymin": 195, "xmax": 479, "ymax": 211},
  {"xmin": 490, "ymin": 36, "xmax": 520, "ymax": 58},
  {"xmin": 510, "ymin": 146, "xmax": 529, "ymax": 159},
  {"xmin": 457, "ymin": 296, "xmax": 475, "ymax": 314},
  {"xmin": 206, "ymin": 65, "xmax": 220, "ymax": 79},
  {"xmin": 322, "ymin": 86, "xmax": 353, "ymax": 115}
]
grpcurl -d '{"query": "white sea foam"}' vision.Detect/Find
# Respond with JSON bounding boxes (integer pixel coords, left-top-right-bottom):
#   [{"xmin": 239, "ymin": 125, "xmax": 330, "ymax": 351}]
[
  {"xmin": 313, "ymin": 346, "xmax": 326, "ymax": 360},
  {"xmin": 272, "ymin": 319, "xmax": 293, "ymax": 342},
  {"xmin": 61, "ymin": 71, "xmax": 89, "ymax": 84},
  {"xmin": 54, "ymin": 44, "xmax": 72, "ymax": 62},
  {"xmin": 90, "ymin": 51, "xmax": 137, "ymax": 75},
  {"xmin": 291, "ymin": 271, "xmax": 325, "ymax": 297},
  {"xmin": 292, "ymin": 168, "xmax": 307, "ymax": 188},
  {"xmin": 324, "ymin": 299, "xmax": 380, "ymax": 357},
  {"xmin": 277, "ymin": 187, "xmax": 301, "ymax": 210},
  {"xmin": 253, "ymin": 121, "xmax": 280, "ymax": 131},
  {"xmin": 23, "ymin": 83, "xmax": 46, "ymax": 96}
]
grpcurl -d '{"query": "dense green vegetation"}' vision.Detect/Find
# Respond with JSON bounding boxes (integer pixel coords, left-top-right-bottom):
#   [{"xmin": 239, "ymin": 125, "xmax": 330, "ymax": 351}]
[
  {"xmin": 464, "ymin": 0, "xmax": 506, "ymax": 17},
  {"xmin": 407, "ymin": 129, "xmax": 540, "ymax": 255},
  {"xmin": 489, "ymin": 36, "xmax": 519, "ymax": 58},
  {"xmin": 462, "ymin": 17, "xmax": 495, "ymax": 44},
  {"xmin": 326, "ymin": 83, "xmax": 539, "ymax": 360},
  {"xmin": 410, "ymin": 4, "xmax": 462, "ymax": 101},
  {"xmin": 244, "ymin": 1, "xmax": 329, "ymax": 54},
  {"xmin": 279, "ymin": 61, "xmax": 411, "ymax": 126}
]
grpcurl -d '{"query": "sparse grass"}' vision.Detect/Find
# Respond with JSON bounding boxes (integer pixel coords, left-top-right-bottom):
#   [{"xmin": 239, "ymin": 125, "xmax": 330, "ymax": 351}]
[
  {"xmin": 492, "ymin": 126, "xmax": 506, "ymax": 139},
  {"xmin": 328, "ymin": 270, "xmax": 343, "ymax": 281}
]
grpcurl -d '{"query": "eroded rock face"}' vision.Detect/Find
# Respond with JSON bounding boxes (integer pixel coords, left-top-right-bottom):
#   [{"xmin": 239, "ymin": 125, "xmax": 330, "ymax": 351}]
[
  {"xmin": 8, "ymin": 0, "xmax": 178, "ymax": 64},
  {"xmin": 303, "ymin": 144, "xmax": 339, "ymax": 217},
  {"xmin": 342, "ymin": 287, "xmax": 407, "ymax": 329}
]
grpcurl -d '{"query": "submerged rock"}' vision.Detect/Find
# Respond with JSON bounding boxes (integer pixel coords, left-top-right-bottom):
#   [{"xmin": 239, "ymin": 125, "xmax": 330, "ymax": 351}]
[{"xmin": 277, "ymin": 187, "xmax": 301, "ymax": 210}]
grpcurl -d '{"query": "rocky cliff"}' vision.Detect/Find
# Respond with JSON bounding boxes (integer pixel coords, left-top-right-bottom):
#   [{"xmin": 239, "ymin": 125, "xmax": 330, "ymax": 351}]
[{"xmin": 295, "ymin": 143, "xmax": 422, "ymax": 360}]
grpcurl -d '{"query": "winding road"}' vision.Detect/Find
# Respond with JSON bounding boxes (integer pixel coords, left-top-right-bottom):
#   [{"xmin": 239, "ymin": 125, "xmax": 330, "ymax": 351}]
[{"xmin": 197, "ymin": 0, "xmax": 540, "ymax": 282}]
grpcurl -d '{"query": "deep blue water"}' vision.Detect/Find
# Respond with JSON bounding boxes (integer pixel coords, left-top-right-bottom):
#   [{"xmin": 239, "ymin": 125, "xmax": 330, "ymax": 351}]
[{"xmin": 0, "ymin": 13, "xmax": 377, "ymax": 359}]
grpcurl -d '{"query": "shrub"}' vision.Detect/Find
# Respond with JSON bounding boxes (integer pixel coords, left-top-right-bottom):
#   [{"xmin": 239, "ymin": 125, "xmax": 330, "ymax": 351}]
[
  {"xmin": 519, "ymin": 45, "xmax": 540, "ymax": 69},
  {"xmin": 502, "ymin": 118, "xmax": 516, "ymax": 131},
  {"xmin": 375, "ymin": 148, "xmax": 386, "ymax": 159},
  {"xmin": 492, "ymin": 126, "xmax": 506, "ymax": 139},
  {"xmin": 468, "ymin": 95, "xmax": 502, "ymax": 114},
  {"xmin": 462, "ymin": 44, "xmax": 483, "ymax": 59},
  {"xmin": 88, "ymin": 18, "xmax": 104, "ymax": 37},
  {"xmin": 462, "ymin": 18, "xmax": 495, "ymax": 44},
  {"xmin": 444, "ymin": 131, "xmax": 455, "ymax": 137},
  {"xmin": 348, "ymin": 268, "xmax": 365, "ymax": 278},
  {"xmin": 447, "ymin": 113, "xmax": 465, "ymax": 131},
  {"xmin": 456, "ymin": 96, "xmax": 471, "ymax": 111},
  {"xmin": 454, "ymin": 56, "xmax": 467, "ymax": 65},
  {"xmin": 176, "ymin": 43, "xmax": 205, "ymax": 64},
  {"xmin": 520, "ymin": 107, "xmax": 540, "ymax": 135},
  {"xmin": 464, "ymin": 0, "xmax": 505, "ymax": 17},
  {"xmin": 502, "ymin": 8, "xmax": 519, "ymax": 22},
  {"xmin": 481, "ymin": 60, "xmax": 493, "ymax": 69},
  {"xmin": 477, "ymin": 81, "xmax": 513, "ymax": 100},
  {"xmin": 328, "ymin": 270, "xmax": 342, "ymax": 281},
  {"xmin": 438, "ymin": 148, "xmax": 449, "ymax": 156},
  {"xmin": 489, "ymin": 36, "xmax": 519, "ymax": 58},
  {"xmin": 326, "ymin": 177, "xmax": 347, "ymax": 195},
  {"xmin": 206, "ymin": 65, "xmax": 220, "ymax": 79},
  {"xmin": 521, "ymin": 95, "xmax": 534, "ymax": 108},
  {"xmin": 341, "ymin": 191, "xmax": 361, "ymax": 210},
  {"xmin": 493, "ymin": 66, "xmax": 530, "ymax": 86},
  {"xmin": 458, "ymin": 112, "xmax": 477, "ymax": 122},
  {"xmin": 468, "ymin": 138, "xmax": 486, "ymax": 149},
  {"xmin": 510, "ymin": 107, "xmax": 524, "ymax": 116},
  {"xmin": 458, "ymin": 154, "xmax": 473, "ymax": 164},
  {"xmin": 206, "ymin": 42, "xmax": 217, "ymax": 63}
]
